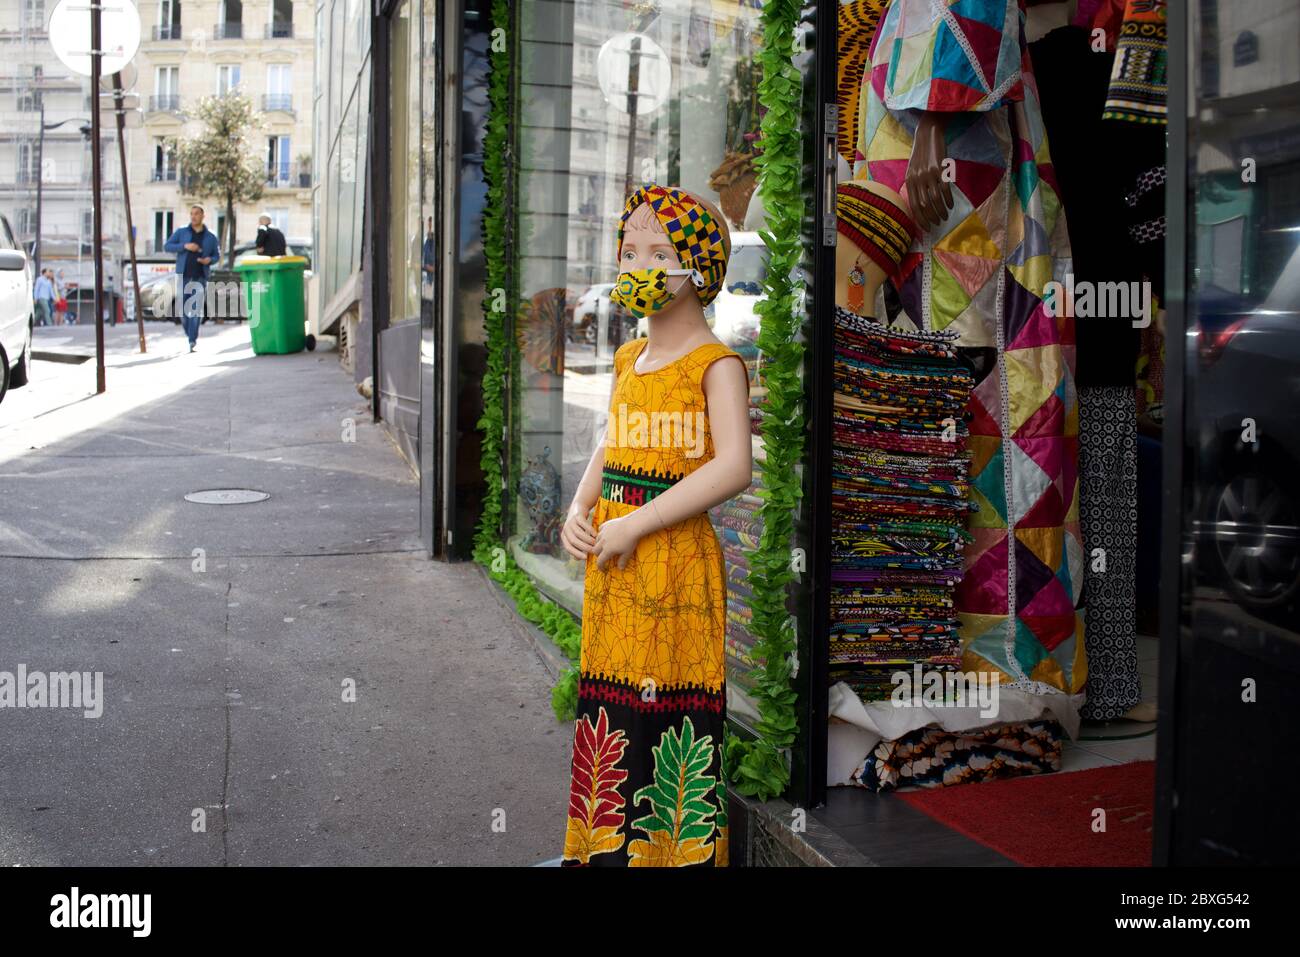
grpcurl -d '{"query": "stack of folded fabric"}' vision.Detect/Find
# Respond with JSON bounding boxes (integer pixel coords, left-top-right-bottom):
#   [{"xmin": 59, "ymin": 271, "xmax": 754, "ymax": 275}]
[
  {"xmin": 829, "ymin": 306, "xmax": 974, "ymax": 702},
  {"xmin": 712, "ymin": 335, "xmax": 767, "ymax": 697}
]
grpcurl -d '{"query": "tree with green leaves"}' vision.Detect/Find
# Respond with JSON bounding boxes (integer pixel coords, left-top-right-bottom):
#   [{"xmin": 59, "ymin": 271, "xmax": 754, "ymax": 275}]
[{"xmin": 169, "ymin": 93, "xmax": 266, "ymax": 266}]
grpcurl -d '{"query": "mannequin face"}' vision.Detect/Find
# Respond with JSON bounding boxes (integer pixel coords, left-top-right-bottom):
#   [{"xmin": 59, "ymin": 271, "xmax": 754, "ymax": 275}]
[
  {"xmin": 616, "ymin": 225, "xmax": 698, "ymax": 315},
  {"xmin": 620, "ymin": 229, "xmax": 691, "ymax": 284}
]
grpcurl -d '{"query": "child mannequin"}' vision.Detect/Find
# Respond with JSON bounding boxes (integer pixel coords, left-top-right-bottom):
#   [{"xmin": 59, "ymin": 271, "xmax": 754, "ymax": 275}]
[{"xmin": 558, "ymin": 184, "xmax": 751, "ymax": 867}]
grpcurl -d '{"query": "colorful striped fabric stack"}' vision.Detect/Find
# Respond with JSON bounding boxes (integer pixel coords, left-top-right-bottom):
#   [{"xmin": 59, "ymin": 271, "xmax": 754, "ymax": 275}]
[
  {"xmin": 830, "ymin": 307, "xmax": 974, "ymax": 702},
  {"xmin": 712, "ymin": 336, "xmax": 766, "ymax": 699}
]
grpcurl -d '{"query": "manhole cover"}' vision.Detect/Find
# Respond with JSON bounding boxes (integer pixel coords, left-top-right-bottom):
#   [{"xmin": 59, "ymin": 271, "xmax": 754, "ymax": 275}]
[{"xmin": 184, "ymin": 488, "xmax": 271, "ymax": 505}]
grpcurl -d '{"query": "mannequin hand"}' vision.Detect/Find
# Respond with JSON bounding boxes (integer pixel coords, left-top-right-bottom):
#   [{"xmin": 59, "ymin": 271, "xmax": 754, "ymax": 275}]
[
  {"xmin": 592, "ymin": 513, "xmax": 643, "ymax": 570},
  {"xmin": 906, "ymin": 112, "xmax": 954, "ymax": 233},
  {"xmin": 560, "ymin": 502, "xmax": 597, "ymax": 561}
]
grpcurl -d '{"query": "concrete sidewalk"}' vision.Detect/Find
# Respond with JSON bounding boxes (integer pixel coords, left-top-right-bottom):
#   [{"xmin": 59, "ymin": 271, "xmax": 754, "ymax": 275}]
[{"xmin": 0, "ymin": 322, "xmax": 569, "ymax": 865}]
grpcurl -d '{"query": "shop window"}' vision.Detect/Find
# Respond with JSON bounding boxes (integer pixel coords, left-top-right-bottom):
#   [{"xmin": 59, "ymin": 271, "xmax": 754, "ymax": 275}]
[
  {"xmin": 152, "ymin": 210, "xmax": 174, "ymax": 253},
  {"xmin": 217, "ymin": 64, "xmax": 242, "ymax": 95},
  {"xmin": 511, "ymin": 0, "xmax": 771, "ymax": 724},
  {"xmin": 387, "ymin": 0, "xmax": 422, "ymax": 324}
]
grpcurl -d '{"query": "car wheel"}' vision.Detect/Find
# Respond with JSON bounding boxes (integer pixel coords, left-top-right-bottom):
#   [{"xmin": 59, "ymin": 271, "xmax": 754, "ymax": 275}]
[
  {"xmin": 10, "ymin": 319, "xmax": 32, "ymax": 388},
  {"xmin": 1211, "ymin": 467, "xmax": 1300, "ymax": 612},
  {"xmin": 0, "ymin": 344, "xmax": 9, "ymax": 406}
]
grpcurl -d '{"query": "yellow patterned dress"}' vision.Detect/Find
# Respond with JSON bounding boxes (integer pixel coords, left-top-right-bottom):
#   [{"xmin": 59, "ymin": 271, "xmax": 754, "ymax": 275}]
[{"xmin": 562, "ymin": 336, "xmax": 742, "ymax": 867}]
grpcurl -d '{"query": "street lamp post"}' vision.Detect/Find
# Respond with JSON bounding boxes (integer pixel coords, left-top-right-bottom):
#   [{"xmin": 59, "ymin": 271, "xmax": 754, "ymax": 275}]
[
  {"xmin": 90, "ymin": 0, "xmax": 106, "ymax": 393},
  {"xmin": 33, "ymin": 107, "xmax": 94, "ymax": 279},
  {"xmin": 46, "ymin": 0, "xmax": 142, "ymax": 393},
  {"xmin": 111, "ymin": 71, "xmax": 147, "ymax": 353}
]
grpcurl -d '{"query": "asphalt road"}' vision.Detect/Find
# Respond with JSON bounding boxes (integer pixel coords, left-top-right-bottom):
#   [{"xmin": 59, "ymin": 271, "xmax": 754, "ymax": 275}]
[{"xmin": 0, "ymin": 322, "xmax": 568, "ymax": 865}]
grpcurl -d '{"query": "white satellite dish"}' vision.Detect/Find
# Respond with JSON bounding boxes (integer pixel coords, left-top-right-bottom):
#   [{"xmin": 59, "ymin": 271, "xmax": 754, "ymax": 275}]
[{"xmin": 48, "ymin": 0, "xmax": 141, "ymax": 78}]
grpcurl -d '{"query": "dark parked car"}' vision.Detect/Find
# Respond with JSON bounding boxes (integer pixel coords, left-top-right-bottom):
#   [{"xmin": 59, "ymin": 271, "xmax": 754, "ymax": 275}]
[{"xmin": 1191, "ymin": 247, "xmax": 1300, "ymax": 623}]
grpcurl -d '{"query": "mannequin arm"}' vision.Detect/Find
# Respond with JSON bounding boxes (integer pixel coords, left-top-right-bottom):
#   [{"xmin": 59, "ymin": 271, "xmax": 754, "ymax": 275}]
[
  {"xmin": 592, "ymin": 355, "xmax": 752, "ymax": 569},
  {"xmin": 560, "ymin": 430, "xmax": 607, "ymax": 560},
  {"xmin": 906, "ymin": 111, "xmax": 954, "ymax": 232}
]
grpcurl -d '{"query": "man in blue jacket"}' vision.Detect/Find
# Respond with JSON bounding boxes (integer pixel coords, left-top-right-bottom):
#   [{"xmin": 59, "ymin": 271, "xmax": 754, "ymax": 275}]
[{"xmin": 164, "ymin": 204, "xmax": 220, "ymax": 352}]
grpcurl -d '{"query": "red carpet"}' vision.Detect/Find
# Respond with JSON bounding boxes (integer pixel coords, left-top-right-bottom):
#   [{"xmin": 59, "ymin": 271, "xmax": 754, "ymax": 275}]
[{"xmin": 897, "ymin": 761, "xmax": 1155, "ymax": 866}]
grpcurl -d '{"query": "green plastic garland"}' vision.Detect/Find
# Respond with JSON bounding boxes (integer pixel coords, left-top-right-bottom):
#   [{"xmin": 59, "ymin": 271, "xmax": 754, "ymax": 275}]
[
  {"xmin": 472, "ymin": 0, "xmax": 584, "ymax": 722},
  {"xmin": 727, "ymin": 0, "xmax": 805, "ymax": 801}
]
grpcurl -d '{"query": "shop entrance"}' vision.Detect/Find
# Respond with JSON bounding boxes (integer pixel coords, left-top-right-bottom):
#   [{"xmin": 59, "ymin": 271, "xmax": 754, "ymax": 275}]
[{"xmin": 781, "ymin": 0, "xmax": 1300, "ymax": 868}]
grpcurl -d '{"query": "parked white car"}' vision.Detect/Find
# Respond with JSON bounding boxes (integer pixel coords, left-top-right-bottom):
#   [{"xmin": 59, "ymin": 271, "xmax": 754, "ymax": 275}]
[{"xmin": 0, "ymin": 214, "xmax": 34, "ymax": 405}]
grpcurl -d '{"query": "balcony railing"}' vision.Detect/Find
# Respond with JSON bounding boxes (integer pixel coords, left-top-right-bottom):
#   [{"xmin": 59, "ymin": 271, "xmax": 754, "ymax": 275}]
[
  {"xmin": 152, "ymin": 24, "xmax": 182, "ymax": 40},
  {"xmin": 150, "ymin": 167, "xmax": 178, "ymax": 182},
  {"xmin": 148, "ymin": 94, "xmax": 182, "ymax": 112},
  {"xmin": 261, "ymin": 93, "xmax": 293, "ymax": 113},
  {"xmin": 213, "ymin": 21, "xmax": 243, "ymax": 39},
  {"xmin": 265, "ymin": 162, "xmax": 310, "ymax": 189},
  {"xmin": 265, "ymin": 21, "xmax": 293, "ymax": 38}
]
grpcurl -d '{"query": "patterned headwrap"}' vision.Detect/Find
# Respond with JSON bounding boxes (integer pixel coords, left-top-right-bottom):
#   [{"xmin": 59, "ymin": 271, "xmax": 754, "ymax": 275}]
[{"xmin": 616, "ymin": 184, "xmax": 730, "ymax": 309}]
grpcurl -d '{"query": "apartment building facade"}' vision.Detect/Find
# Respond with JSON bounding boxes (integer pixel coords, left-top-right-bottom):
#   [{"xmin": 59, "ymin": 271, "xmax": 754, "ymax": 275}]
[
  {"xmin": 0, "ymin": 0, "xmax": 126, "ymax": 294},
  {"xmin": 130, "ymin": 0, "xmax": 314, "ymax": 256}
]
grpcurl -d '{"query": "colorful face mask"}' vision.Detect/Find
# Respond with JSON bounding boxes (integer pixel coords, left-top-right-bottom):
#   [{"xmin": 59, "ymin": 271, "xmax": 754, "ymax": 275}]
[{"xmin": 610, "ymin": 267, "xmax": 700, "ymax": 319}]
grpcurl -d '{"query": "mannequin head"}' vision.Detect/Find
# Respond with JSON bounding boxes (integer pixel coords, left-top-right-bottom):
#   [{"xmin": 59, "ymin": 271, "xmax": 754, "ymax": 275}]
[
  {"xmin": 613, "ymin": 184, "xmax": 731, "ymax": 322},
  {"xmin": 835, "ymin": 179, "xmax": 914, "ymax": 318}
]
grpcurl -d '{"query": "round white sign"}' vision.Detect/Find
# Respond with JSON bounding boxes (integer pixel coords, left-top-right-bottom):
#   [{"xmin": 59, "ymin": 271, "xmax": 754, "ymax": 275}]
[
  {"xmin": 48, "ymin": 0, "xmax": 141, "ymax": 78},
  {"xmin": 596, "ymin": 33, "xmax": 672, "ymax": 115}
]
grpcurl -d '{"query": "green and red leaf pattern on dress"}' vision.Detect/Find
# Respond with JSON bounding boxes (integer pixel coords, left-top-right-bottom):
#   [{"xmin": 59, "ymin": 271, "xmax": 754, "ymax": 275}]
[
  {"xmin": 563, "ymin": 706, "xmax": 630, "ymax": 863},
  {"xmin": 628, "ymin": 717, "xmax": 718, "ymax": 866}
]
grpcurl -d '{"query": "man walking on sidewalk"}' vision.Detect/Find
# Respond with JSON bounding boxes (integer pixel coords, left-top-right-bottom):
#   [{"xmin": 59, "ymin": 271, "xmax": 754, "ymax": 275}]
[
  {"xmin": 164, "ymin": 205, "xmax": 220, "ymax": 352},
  {"xmin": 33, "ymin": 268, "xmax": 55, "ymax": 327}
]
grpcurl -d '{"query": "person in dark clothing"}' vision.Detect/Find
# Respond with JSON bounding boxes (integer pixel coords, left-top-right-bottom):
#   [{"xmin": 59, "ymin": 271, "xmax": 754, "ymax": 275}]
[
  {"xmin": 255, "ymin": 214, "xmax": 288, "ymax": 257},
  {"xmin": 1030, "ymin": 18, "xmax": 1152, "ymax": 724},
  {"xmin": 164, "ymin": 204, "xmax": 220, "ymax": 352}
]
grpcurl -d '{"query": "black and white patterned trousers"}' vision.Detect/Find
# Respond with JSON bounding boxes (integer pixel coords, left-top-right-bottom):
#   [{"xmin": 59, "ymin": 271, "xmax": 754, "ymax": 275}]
[{"xmin": 1079, "ymin": 385, "xmax": 1144, "ymax": 721}]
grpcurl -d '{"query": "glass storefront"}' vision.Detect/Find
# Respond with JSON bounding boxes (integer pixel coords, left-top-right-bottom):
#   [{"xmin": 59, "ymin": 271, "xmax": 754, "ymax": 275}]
[
  {"xmin": 389, "ymin": 0, "xmax": 426, "ymax": 328},
  {"xmin": 314, "ymin": 0, "xmax": 370, "ymax": 310},
  {"xmin": 509, "ymin": 0, "xmax": 791, "ymax": 731},
  {"xmin": 1157, "ymin": 0, "xmax": 1300, "ymax": 865}
]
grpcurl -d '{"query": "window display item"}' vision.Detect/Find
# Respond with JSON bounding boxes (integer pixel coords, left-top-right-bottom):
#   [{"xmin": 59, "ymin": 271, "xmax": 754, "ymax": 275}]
[
  {"xmin": 614, "ymin": 184, "xmax": 730, "ymax": 309},
  {"xmin": 519, "ymin": 446, "xmax": 563, "ymax": 556},
  {"xmin": 611, "ymin": 267, "xmax": 702, "ymax": 318},
  {"xmin": 562, "ymin": 186, "xmax": 746, "ymax": 867},
  {"xmin": 857, "ymin": 0, "xmax": 1086, "ymax": 702},
  {"xmin": 853, "ymin": 719, "xmax": 1063, "ymax": 792},
  {"xmin": 1030, "ymin": 23, "xmax": 1148, "ymax": 723},
  {"xmin": 835, "ymin": 182, "xmax": 916, "ymax": 289},
  {"xmin": 516, "ymin": 287, "xmax": 567, "ymax": 374},
  {"xmin": 1103, "ymin": 0, "xmax": 1168, "ymax": 124},
  {"xmin": 829, "ymin": 306, "xmax": 973, "ymax": 704},
  {"xmin": 835, "ymin": 0, "xmax": 888, "ymax": 165}
]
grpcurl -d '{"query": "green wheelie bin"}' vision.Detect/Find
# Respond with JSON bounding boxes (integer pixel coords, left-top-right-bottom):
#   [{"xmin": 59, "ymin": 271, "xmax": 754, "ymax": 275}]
[{"xmin": 235, "ymin": 255, "xmax": 309, "ymax": 355}]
